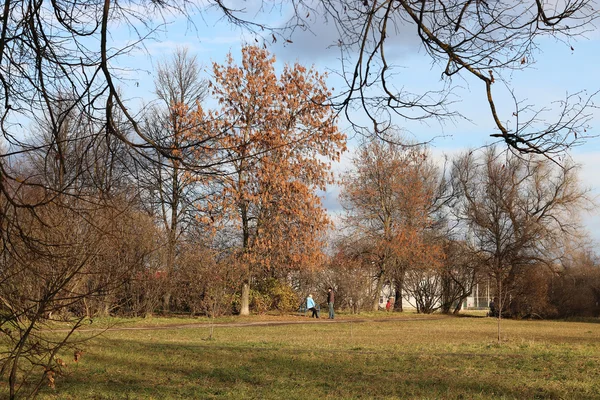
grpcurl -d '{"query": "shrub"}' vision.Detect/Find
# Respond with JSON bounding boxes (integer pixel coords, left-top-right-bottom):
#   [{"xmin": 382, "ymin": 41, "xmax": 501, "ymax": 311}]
[{"xmin": 252, "ymin": 278, "xmax": 299, "ymax": 313}]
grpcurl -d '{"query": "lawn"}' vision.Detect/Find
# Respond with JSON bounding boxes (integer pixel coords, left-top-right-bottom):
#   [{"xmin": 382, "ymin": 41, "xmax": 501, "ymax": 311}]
[{"xmin": 8, "ymin": 313, "xmax": 600, "ymax": 399}]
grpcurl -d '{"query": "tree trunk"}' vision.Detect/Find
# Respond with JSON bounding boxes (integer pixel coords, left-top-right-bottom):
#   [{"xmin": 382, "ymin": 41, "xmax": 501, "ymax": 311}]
[
  {"xmin": 394, "ymin": 276, "xmax": 404, "ymax": 312},
  {"xmin": 163, "ymin": 211, "xmax": 178, "ymax": 313},
  {"xmin": 83, "ymin": 298, "xmax": 90, "ymax": 318},
  {"xmin": 240, "ymin": 280, "xmax": 250, "ymax": 316},
  {"xmin": 372, "ymin": 271, "xmax": 384, "ymax": 311},
  {"xmin": 162, "ymin": 292, "xmax": 171, "ymax": 314},
  {"xmin": 497, "ymin": 275, "xmax": 502, "ymax": 343},
  {"xmin": 440, "ymin": 273, "xmax": 452, "ymax": 314},
  {"xmin": 162, "ymin": 156, "xmax": 179, "ymax": 314},
  {"xmin": 453, "ymin": 300, "xmax": 463, "ymax": 314},
  {"xmin": 102, "ymin": 301, "xmax": 110, "ymax": 317}
]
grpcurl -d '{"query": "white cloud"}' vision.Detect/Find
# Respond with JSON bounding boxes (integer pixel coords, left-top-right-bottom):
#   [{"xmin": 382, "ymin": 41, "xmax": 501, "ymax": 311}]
[
  {"xmin": 269, "ymin": 1, "xmax": 422, "ymax": 65},
  {"xmin": 570, "ymin": 150, "xmax": 600, "ymax": 243}
]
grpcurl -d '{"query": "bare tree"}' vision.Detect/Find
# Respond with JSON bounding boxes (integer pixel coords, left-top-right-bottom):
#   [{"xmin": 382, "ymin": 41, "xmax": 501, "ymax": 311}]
[
  {"xmin": 0, "ymin": 180, "xmax": 155, "ymax": 398},
  {"xmin": 139, "ymin": 48, "xmax": 210, "ymax": 312},
  {"xmin": 3, "ymin": 1, "xmax": 595, "ymax": 190},
  {"xmin": 0, "ymin": 99, "xmax": 152, "ymax": 398},
  {"xmin": 451, "ymin": 147, "xmax": 589, "ymax": 340},
  {"xmin": 0, "ymin": 0, "xmax": 273, "ymax": 155},
  {"xmin": 404, "ymin": 264, "xmax": 442, "ymax": 314}
]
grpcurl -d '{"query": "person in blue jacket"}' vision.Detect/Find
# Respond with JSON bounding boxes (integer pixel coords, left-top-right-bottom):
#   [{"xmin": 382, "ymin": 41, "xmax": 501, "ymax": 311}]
[
  {"xmin": 306, "ymin": 294, "xmax": 319, "ymax": 318},
  {"xmin": 327, "ymin": 287, "xmax": 335, "ymax": 319}
]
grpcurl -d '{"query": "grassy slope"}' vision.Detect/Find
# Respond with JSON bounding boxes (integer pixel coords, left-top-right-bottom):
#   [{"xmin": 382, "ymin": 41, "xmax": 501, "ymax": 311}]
[{"xmin": 9, "ymin": 313, "xmax": 600, "ymax": 399}]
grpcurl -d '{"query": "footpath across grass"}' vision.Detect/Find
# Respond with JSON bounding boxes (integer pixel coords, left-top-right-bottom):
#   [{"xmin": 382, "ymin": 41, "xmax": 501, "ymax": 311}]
[{"xmin": 11, "ymin": 313, "xmax": 600, "ymax": 399}]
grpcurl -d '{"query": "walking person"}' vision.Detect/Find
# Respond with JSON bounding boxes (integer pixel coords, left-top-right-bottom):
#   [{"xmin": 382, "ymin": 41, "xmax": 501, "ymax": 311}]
[
  {"xmin": 327, "ymin": 287, "xmax": 335, "ymax": 319},
  {"xmin": 307, "ymin": 294, "xmax": 319, "ymax": 318}
]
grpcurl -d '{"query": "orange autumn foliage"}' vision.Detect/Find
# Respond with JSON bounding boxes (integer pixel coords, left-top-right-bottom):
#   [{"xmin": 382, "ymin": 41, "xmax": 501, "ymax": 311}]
[
  {"xmin": 340, "ymin": 138, "xmax": 444, "ymax": 310},
  {"xmin": 342, "ymin": 139, "xmax": 441, "ymax": 260},
  {"xmin": 186, "ymin": 46, "xmax": 346, "ymax": 278}
]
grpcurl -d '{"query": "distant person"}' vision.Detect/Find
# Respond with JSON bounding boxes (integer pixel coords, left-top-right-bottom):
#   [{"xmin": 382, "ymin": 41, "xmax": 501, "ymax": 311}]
[
  {"xmin": 307, "ymin": 294, "xmax": 319, "ymax": 318},
  {"xmin": 386, "ymin": 298, "xmax": 392, "ymax": 312},
  {"xmin": 327, "ymin": 287, "xmax": 335, "ymax": 319},
  {"xmin": 489, "ymin": 298, "xmax": 497, "ymax": 317}
]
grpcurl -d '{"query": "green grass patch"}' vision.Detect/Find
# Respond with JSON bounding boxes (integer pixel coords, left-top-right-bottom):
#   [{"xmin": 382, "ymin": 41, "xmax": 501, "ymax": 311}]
[{"xmin": 6, "ymin": 314, "xmax": 600, "ymax": 399}]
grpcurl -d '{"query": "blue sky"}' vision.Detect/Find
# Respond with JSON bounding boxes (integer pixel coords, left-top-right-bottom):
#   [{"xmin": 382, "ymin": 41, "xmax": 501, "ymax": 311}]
[{"xmin": 112, "ymin": 2, "xmax": 600, "ymax": 242}]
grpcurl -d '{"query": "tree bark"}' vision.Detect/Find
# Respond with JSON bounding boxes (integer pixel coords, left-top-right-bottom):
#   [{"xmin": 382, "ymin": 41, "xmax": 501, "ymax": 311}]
[
  {"xmin": 372, "ymin": 270, "xmax": 385, "ymax": 311},
  {"xmin": 394, "ymin": 274, "xmax": 404, "ymax": 312},
  {"xmin": 240, "ymin": 281, "xmax": 250, "ymax": 316}
]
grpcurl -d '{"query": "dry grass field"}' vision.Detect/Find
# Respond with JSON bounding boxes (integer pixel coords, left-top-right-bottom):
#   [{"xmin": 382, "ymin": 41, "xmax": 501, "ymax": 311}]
[{"xmin": 7, "ymin": 312, "xmax": 600, "ymax": 399}]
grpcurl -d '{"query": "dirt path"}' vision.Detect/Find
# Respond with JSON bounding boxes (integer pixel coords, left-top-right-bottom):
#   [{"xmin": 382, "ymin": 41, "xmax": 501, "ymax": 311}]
[{"xmin": 58, "ymin": 315, "xmax": 446, "ymax": 333}]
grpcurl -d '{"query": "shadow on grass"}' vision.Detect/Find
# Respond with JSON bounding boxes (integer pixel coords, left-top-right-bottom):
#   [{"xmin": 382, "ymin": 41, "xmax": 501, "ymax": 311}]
[{"xmin": 36, "ymin": 336, "xmax": 600, "ymax": 400}]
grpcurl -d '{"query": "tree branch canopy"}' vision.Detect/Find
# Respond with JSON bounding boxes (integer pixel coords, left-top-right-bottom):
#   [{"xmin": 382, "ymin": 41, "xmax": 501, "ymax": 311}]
[
  {"xmin": 313, "ymin": 0, "xmax": 599, "ymax": 154},
  {"xmin": 1, "ymin": 0, "xmax": 598, "ymax": 174}
]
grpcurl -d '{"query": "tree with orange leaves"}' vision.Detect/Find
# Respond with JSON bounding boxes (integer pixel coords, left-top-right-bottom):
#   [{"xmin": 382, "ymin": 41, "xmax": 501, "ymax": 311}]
[
  {"xmin": 339, "ymin": 137, "xmax": 445, "ymax": 312},
  {"xmin": 190, "ymin": 46, "xmax": 346, "ymax": 315}
]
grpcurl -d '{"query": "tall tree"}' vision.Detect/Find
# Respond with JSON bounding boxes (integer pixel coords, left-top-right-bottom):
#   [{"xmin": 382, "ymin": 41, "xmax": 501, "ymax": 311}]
[
  {"xmin": 140, "ymin": 48, "xmax": 209, "ymax": 311},
  {"xmin": 188, "ymin": 46, "xmax": 346, "ymax": 315},
  {"xmin": 451, "ymin": 147, "xmax": 588, "ymax": 340},
  {"xmin": 339, "ymin": 138, "xmax": 444, "ymax": 311}
]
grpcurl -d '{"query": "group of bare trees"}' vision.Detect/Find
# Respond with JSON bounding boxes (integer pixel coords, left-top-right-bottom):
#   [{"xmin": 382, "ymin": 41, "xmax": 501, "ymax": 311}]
[{"xmin": 330, "ymin": 139, "xmax": 595, "ymax": 320}]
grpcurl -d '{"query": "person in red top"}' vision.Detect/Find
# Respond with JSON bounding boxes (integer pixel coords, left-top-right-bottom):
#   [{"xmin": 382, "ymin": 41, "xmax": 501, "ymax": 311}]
[{"xmin": 385, "ymin": 298, "xmax": 392, "ymax": 312}]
